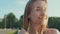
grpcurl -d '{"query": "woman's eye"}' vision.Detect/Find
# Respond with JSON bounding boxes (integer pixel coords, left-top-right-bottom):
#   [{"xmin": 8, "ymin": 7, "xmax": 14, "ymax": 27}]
[{"xmin": 36, "ymin": 7, "xmax": 42, "ymax": 11}]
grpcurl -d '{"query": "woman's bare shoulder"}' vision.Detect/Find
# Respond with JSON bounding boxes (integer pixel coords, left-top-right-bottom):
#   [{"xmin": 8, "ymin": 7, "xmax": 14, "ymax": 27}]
[
  {"xmin": 19, "ymin": 29, "xmax": 29, "ymax": 34},
  {"xmin": 45, "ymin": 28, "xmax": 60, "ymax": 34}
]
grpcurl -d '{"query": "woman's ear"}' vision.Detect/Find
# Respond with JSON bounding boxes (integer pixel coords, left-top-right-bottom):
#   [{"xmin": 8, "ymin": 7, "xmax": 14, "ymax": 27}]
[{"xmin": 28, "ymin": 15, "xmax": 31, "ymax": 22}]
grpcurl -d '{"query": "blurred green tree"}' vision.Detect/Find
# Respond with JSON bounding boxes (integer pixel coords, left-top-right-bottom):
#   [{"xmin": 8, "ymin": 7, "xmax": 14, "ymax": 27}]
[
  {"xmin": 48, "ymin": 17, "xmax": 60, "ymax": 31},
  {"xmin": 2, "ymin": 15, "xmax": 7, "ymax": 28},
  {"xmin": 6, "ymin": 12, "xmax": 16, "ymax": 28},
  {"xmin": 11, "ymin": 15, "xmax": 24, "ymax": 29},
  {"xmin": 18, "ymin": 15, "xmax": 24, "ymax": 29}
]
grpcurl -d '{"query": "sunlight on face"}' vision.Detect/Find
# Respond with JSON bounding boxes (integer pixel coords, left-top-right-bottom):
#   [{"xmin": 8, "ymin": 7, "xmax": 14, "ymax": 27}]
[{"xmin": 30, "ymin": 1, "xmax": 48, "ymax": 27}]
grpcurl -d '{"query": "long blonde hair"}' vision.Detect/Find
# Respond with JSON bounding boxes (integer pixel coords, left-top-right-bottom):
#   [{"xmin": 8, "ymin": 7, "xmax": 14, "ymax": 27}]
[{"xmin": 23, "ymin": 0, "xmax": 48, "ymax": 32}]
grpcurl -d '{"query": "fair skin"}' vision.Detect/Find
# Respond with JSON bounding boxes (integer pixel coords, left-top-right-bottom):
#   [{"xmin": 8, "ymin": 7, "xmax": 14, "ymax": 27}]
[
  {"xmin": 20, "ymin": 0, "xmax": 58, "ymax": 34},
  {"xmin": 28, "ymin": 1, "xmax": 48, "ymax": 34},
  {"xmin": 19, "ymin": 0, "xmax": 59, "ymax": 34}
]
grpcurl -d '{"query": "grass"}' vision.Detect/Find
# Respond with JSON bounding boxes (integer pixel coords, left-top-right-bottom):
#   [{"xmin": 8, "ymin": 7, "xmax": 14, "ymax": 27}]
[
  {"xmin": 0, "ymin": 29, "xmax": 17, "ymax": 34},
  {"xmin": 7, "ymin": 31, "xmax": 15, "ymax": 34},
  {"xmin": 7, "ymin": 29, "xmax": 17, "ymax": 34}
]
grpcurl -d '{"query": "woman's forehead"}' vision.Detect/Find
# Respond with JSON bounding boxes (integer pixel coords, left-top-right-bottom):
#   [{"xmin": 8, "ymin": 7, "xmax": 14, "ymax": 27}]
[{"xmin": 32, "ymin": 1, "xmax": 47, "ymax": 8}]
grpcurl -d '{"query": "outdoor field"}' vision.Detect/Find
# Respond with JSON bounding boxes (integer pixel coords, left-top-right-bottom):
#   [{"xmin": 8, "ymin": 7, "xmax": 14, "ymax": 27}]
[
  {"xmin": 0, "ymin": 29, "xmax": 59, "ymax": 34},
  {"xmin": 0, "ymin": 29, "xmax": 18, "ymax": 34},
  {"xmin": 0, "ymin": 0, "xmax": 60, "ymax": 34}
]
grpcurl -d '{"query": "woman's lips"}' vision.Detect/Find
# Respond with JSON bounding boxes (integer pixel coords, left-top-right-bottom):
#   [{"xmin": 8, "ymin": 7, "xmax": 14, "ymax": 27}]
[{"xmin": 38, "ymin": 16, "xmax": 47, "ymax": 19}]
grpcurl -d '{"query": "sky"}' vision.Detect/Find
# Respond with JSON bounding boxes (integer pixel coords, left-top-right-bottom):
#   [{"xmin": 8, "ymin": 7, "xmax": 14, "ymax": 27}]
[{"xmin": 0, "ymin": 0, "xmax": 60, "ymax": 19}]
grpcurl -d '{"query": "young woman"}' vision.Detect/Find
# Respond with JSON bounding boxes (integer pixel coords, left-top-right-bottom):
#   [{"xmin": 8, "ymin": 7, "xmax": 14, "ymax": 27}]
[{"xmin": 19, "ymin": 0, "xmax": 59, "ymax": 34}]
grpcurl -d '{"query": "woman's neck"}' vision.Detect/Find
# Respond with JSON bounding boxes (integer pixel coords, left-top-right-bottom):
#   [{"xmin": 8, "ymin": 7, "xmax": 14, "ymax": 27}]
[
  {"xmin": 29, "ymin": 24, "xmax": 36, "ymax": 34},
  {"xmin": 29, "ymin": 22, "xmax": 44, "ymax": 34}
]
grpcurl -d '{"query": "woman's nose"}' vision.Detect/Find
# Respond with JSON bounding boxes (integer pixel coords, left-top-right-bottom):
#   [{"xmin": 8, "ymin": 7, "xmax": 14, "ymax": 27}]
[{"xmin": 40, "ymin": 11, "xmax": 45, "ymax": 16}]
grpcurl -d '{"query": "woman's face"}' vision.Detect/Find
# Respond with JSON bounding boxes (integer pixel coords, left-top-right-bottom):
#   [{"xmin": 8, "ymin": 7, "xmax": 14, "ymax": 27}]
[{"xmin": 29, "ymin": 1, "xmax": 48, "ymax": 27}]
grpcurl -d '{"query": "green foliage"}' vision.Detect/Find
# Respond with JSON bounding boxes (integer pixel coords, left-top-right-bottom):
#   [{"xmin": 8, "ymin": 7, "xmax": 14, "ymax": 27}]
[
  {"xmin": 1, "ymin": 12, "xmax": 19, "ymax": 29},
  {"xmin": 12, "ymin": 15, "xmax": 24, "ymax": 29},
  {"xmin": 0, "ymin": 12, "xmax": 60, "ymax": 31},
  {"xmin": 48, "ymin": 17, "xmax": 60, "ymax": 31},
  {"xmin": 6, "ymin": 13, "xmax": 16, "ymax": 28},
  {"xmin": 0, "ymin": 21, "xmax": 4, "ymax": 28},
  {"xmin": 0, "ymin": 18, "xmax": 5, "ymax": 28},
  {"xmin": 18, "ymin": 15, "xmax": 24, "ymax": 29},
  {"xmin": 0, "ymin": 12, "xmax": 24, "ymax": 29}
]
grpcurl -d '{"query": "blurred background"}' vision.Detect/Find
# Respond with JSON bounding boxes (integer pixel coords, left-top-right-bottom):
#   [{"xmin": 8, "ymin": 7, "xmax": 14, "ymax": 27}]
[{"xmin": 0, "ymin": 0, "xmax": 60, "ymax": 34}]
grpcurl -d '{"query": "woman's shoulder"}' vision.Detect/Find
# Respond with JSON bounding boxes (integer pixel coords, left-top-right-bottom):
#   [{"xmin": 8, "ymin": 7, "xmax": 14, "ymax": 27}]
[
  {"xmin": 45, "ymin": 28, "xmax": 60, "ymax": 34},
  {"xmin": 19, "ymin": 29, "xmax": 29, "ymax": 34}
]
